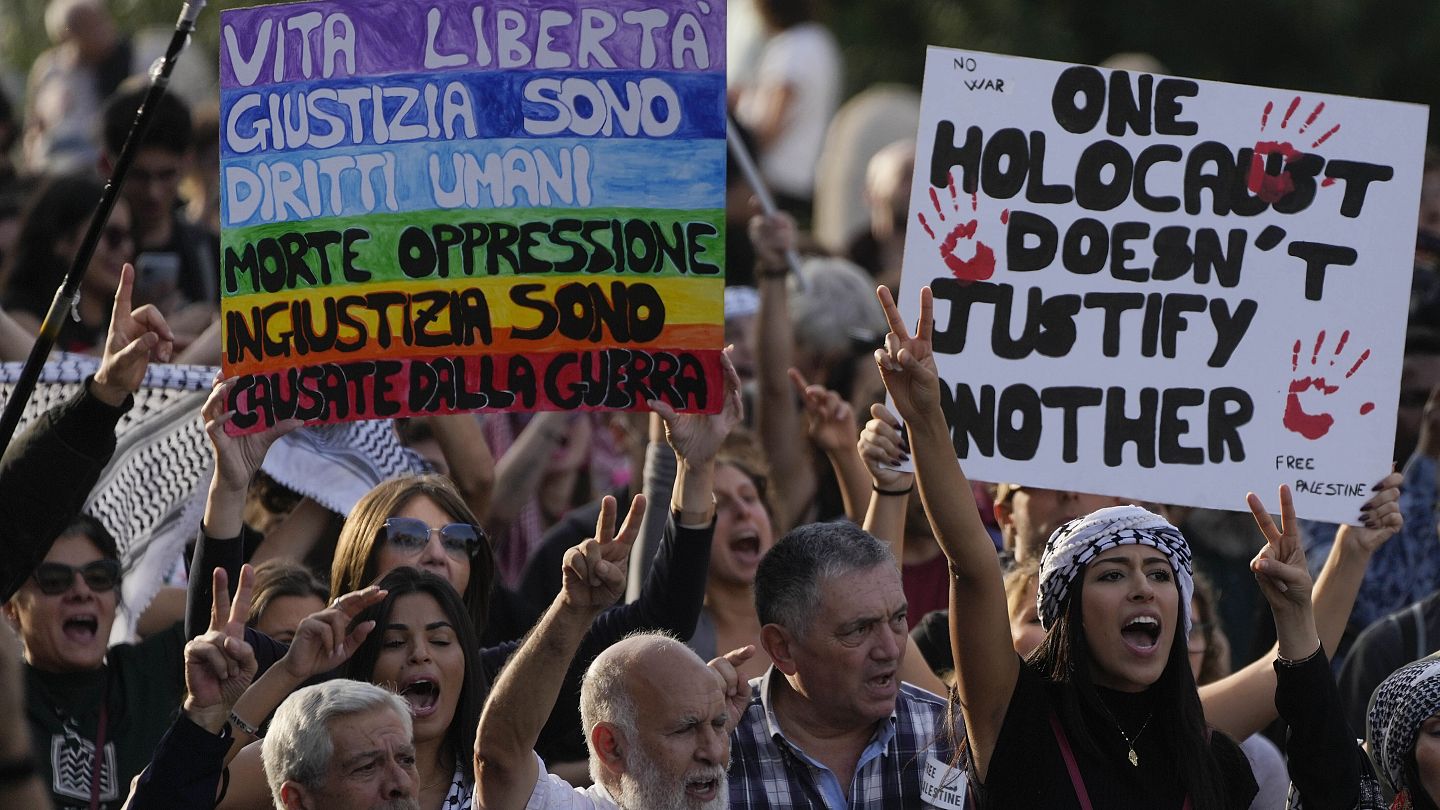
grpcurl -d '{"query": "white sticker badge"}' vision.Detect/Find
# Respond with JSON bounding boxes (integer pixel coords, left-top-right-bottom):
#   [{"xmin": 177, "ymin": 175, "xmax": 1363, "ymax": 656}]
[{"xmin": 921, "ymin": 753, "xmax": 969, "ymax": 809}]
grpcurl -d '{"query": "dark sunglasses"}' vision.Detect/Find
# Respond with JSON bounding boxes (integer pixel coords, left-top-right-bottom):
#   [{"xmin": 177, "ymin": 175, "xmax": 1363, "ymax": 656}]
[
  {"xmin": 381, "ymin": 517, "xmax": 485, "ymax": 559},
  {"xmin": 32, "ymin": 559, "xmax": 122, "ymax": 595}
]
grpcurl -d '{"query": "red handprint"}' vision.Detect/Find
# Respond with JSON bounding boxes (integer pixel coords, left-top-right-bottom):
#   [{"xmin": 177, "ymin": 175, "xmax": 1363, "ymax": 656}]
[
  {"xmin": 916, "ymin": 173, "xmax": 1008, "ymax": 284},
  {"xmin": 1248, "ymin": 96, "xmax": 1341, "ymax": 204},
  {"xmin": 1282, "ymin": 329, "xmax": 1374, "ymax": 440}
]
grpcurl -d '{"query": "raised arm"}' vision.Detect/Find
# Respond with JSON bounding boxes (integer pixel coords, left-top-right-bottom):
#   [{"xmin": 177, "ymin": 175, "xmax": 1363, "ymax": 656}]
[
  {"xmin": 222, "ymin": 584, "xmax": 386, "ymax": 756},
  {"xmin": 527, "ymin": 353, "xmax": 739, "ymax": 762},
  {"xmin": 186, "ymin": 378, "xmax": 301, "ymax": 639},
  {"xmin": 874, "ymin": 285, "xmax": 1016, "ymax": 777},
  {"xmin": 854, "ymin": 402, "xmax": 945, "ymax": 694},
  {"xmin": 859, "ymin": 402, "xmax": 914, "ymax": 545},
  {"xmin": 1198, "ymin": 475, "xmax": 1402, "ymax": 739},
  {"xmin": 1248, "ymin": 485, "xmax": 1362, "ymax": 810},
  {"xmin": 625, "ymin": 412, "xmax": 678, "ymax": 603},
  {"xmin": 790, "ymin": 368, "xmax": 870, "ymax": 522},
  {"xmin": 416, "ymin": 413, "xmax": 495, "ymax": 523},
  {"xmin": 475, "ymin": 495, "xmax": 643, "ymax": 810},
  {"xmin": 752, "ymin": 212, "xmax": 814, "ymax": 531},
  {"xmin": 129, "ymin": 567, "xmax": 259, "ymax": 810},
  {"xmin": 486, "ymin": 411, "xmax": 571, "ymax": 534}
]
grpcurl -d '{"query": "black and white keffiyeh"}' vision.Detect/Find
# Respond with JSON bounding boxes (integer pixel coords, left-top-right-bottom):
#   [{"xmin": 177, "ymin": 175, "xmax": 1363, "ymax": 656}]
[
  {"xmin": 0, "ymin": 355, "xmax": 217, "ymax": 643},
  {"xmin": 1037, "ymin": 505, "xmax": 1195, "ymax": 635},
  {"xmin": 1367, "ymin": 654, "xmax": 1440, "ymax": 797},
  {"xmin": 261, "ymin": 420, "xmax": 433, "ymax": 517}
]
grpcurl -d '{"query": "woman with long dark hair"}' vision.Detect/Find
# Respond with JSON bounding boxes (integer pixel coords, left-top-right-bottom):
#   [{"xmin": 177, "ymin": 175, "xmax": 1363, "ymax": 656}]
[
  {"xmin": 208, "ymin": 566, "xmax": 491, "ymax": 810},
  {"xmin": 870, "ymin": 285, "xmax": 1354, "ymax": 809},
  {"xmin": 875, "ymin": 283, "xmax": 1382, "ymax": 807},
  {"xmin": 0, "ymin": 172, "xmax": 133, "ymax": 353}
]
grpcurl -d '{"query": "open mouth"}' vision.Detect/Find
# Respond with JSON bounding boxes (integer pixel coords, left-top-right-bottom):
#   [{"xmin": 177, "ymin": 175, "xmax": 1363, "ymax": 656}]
[
  {"xmin": 62, "ymin": 615, "xmax": 99, "ymax": 644},
  {"xmin": 684, "ymin": 775, "xmax": 720, "ymax": 801},
  {"xmin": 399, "ymin": 678, "xmax": 441, "ymax": 717},
  {"xmin": 1120, "ymin": 616, "xmax": 1160, "ymax": 652},
  {"xmin": 728, "ymin": 532, "xmax": 762, "ymax": 565},
  {"xmin": 866, "ymin": 671, "xmax": 897, "ymax": 694}
]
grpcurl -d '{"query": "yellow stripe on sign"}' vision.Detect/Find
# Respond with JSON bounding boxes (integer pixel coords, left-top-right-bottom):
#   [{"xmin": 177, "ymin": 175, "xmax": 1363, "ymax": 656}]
[{"xmin": 219, "ymin": 276, "xmax": 726, "ymax": 332}]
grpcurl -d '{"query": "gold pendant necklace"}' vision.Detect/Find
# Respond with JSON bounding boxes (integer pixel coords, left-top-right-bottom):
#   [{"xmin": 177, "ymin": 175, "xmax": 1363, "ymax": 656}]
[
  {"xmin": 1116, "ymin": 713, "xmax": 1152, "ymax": 767},
  {"xmin": 1096, "ymin": 700, "xmax": 1153, "ymax": 767}
]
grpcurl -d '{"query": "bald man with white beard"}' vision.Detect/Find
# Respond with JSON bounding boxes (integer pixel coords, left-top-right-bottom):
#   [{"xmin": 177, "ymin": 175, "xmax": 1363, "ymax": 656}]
[{"xmin": 473, "ymin": 495, "xmax": 752, "ymax": 810}]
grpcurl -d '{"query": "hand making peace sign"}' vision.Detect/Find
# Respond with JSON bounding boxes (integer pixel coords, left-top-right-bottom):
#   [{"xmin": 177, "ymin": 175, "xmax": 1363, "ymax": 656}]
[
  {"xmin": 182, "ymin": 565, "xmax": 259, "ymax": 732},
  {"xmin": 562, "ymin": 494, "xmax": 646, "ymax": 613}
]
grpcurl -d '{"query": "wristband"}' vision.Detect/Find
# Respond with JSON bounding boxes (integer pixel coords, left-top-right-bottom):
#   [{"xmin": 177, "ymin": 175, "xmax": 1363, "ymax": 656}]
[
  {"xmin": 872, "ymin": 482, "xmax": 914, "ymax": 497},
  {"xmin": 229, "ymin": 709, "xmax": 261, "ymax": 736},
  {"xmin": 1275, "ymin": 645, "xmax": 1322, "ymax": 667}
]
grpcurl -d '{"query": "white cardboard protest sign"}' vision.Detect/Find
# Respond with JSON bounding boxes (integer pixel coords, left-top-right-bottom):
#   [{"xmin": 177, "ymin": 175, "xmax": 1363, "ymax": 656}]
[{"xmin": 898, "ymin": 47, "xmax": 1428, "ymax": 524}]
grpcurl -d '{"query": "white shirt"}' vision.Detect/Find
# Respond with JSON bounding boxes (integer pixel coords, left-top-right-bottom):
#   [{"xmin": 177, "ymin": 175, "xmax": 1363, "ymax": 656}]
[
  {"xmin": 735, "ymin": 22, "xmax": 842, "ymax": 198},
  {"xmin": 523, "ymin": 754, "xmax": 618, "ymax": 810}
]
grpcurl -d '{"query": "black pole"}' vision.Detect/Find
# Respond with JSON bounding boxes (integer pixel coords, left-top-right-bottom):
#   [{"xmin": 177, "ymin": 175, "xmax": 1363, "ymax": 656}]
[{"xmin": 0, "ymin": 0, "xmax": 207, "ymax": 452}]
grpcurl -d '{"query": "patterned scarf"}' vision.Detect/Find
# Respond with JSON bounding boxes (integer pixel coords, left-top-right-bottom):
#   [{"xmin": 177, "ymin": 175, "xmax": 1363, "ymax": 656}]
[
  {"xmin": 1367, "ymin": 654, "xmax": 1440, "ymax": 799},
  {"xmin": 0, "ymin": 355, "xmax": 215, "ymax": 643},
  {"xmin": 1037, "ymin": 505, "xmax": 1195, "ymax": 636}
]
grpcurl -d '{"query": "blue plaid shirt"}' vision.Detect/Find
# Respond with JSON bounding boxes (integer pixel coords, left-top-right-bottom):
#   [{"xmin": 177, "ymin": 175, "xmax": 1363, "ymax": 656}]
[{"xmin": 727, "ymin": 668, "xmax": 963, "ymax": 809}]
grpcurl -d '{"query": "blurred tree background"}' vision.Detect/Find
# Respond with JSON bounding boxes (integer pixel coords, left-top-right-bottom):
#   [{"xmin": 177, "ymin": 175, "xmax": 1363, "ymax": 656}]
[{"xmin": 2, "ymin": 0, "xmax": 1435, "ymax": 143}]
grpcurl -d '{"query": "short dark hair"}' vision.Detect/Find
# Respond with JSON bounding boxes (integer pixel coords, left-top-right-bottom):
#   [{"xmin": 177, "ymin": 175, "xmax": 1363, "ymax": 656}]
[
  {"xmin": 101, "ymin": 76, "xmax": 192, "ymax": 156},
  {"xmin": 754, "ymin": 521, "xmax": 893, "ymax": 632}
]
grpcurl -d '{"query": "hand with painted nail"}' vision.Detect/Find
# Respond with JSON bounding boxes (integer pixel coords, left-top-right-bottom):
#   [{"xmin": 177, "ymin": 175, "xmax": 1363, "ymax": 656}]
[
  {"xmin": 201, "ymin": 375, "xmax": 303, "ymax": 494},
  {"xmin": 789, "ymin": 367, "xmax": 855, "ymax": 453},
  {"xmin": 858, "ymin": 402, "xmax": 913, "ymax": 492},
  {"xmin": 1336, "ymin": 472, "xmax": 1405, "ymax": 554},
  {"xmin": 91, "ymin": 262, "xmax": 176, "ymax": 407}
]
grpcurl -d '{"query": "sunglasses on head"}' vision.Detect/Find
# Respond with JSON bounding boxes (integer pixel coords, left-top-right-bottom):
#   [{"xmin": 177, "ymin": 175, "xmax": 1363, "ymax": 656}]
[
  {"xmin": 381, "ymin": 517, "xmax": 485, "ymax": 559},
  {"xmin": 32, "ymin": 559, "xmax": 122, "ymax": 595}
]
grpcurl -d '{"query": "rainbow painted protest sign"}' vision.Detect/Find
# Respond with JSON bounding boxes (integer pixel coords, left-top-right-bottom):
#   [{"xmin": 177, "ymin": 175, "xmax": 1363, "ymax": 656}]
[{"xmin": 218, "ymin": 0, "xmax": 726, "ymax": 431}]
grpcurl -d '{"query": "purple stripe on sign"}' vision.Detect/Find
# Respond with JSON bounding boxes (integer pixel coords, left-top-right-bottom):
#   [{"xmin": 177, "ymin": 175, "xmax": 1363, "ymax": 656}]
[{"xmin": 219, "ymin": 0, "xmax": 726, "ymax": 90}]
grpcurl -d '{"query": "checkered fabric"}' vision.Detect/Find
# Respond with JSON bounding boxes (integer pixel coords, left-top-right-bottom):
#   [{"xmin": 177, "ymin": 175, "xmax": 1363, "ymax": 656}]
[
  {"xmin": 1037, "ymin": 505, "xmax": 1195, "ymax": 636},
  {"xmin": 728, "ymin": 669, "xmax": 958, "ymax": 808}
]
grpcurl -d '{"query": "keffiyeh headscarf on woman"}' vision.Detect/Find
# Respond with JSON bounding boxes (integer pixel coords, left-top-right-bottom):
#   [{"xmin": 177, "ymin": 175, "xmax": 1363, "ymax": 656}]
[
  {"xmin": 1367, "ymin": 655, "xmax": 1440, "ymax": 799},
  {"xmin": 1037, "ymin": 505, "xmax": 1195, "ymax": 635}
]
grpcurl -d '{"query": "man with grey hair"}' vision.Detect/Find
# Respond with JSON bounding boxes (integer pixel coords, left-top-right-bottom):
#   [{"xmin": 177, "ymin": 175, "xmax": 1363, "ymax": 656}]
[
  {"xmin": 475, "ymin": 495, "xmax": 752, "ymax": 810},
  {"xmin": 729, "ymin": 521, "xmax": 964, "ymax": 808},
  {"xmin": 263, "ymin": 679, "xmax": 419, "ymax": 810}
]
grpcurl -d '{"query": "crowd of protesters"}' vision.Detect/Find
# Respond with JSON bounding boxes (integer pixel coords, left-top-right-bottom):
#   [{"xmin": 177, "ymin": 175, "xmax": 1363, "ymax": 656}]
[{"xmin": 0, "ymin": 0, "xmax": 1439, "ymax": 809}]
